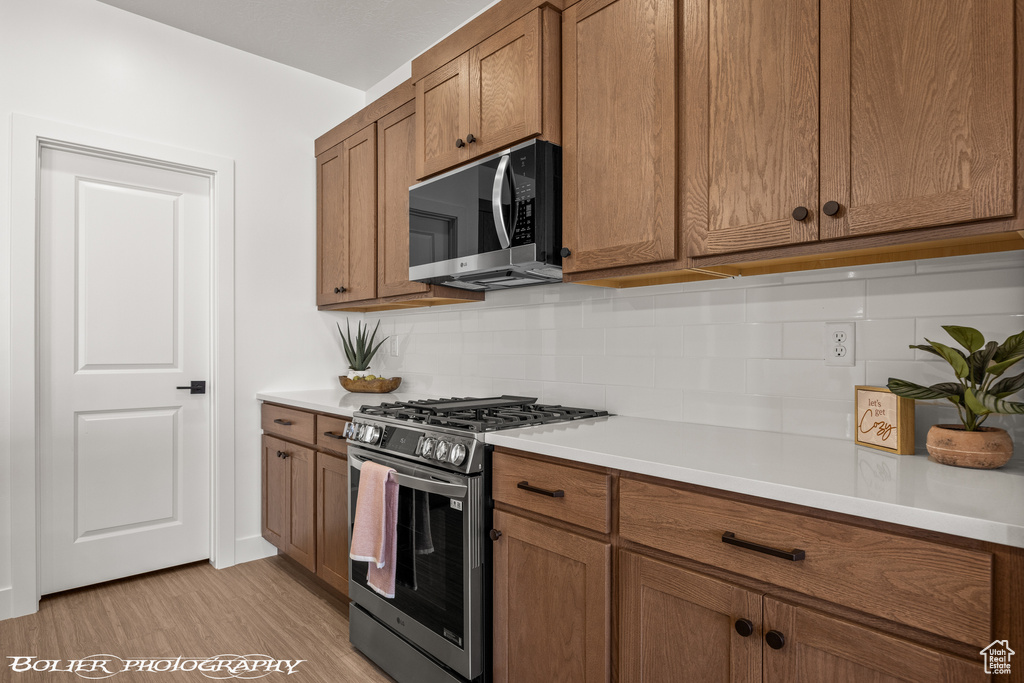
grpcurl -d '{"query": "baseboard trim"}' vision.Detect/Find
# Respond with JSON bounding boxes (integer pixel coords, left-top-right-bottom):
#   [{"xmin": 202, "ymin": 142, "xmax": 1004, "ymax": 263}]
[{"xmin": 234, "ymin": 534, "xmax": 278, "ymax": 565}]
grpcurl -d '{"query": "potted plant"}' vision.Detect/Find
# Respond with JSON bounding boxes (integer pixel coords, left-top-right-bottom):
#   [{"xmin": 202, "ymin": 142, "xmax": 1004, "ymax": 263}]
[
  {"xmin": 337, "ymin": 320, "xmax": 401, "ymax": 393},
  {"xmin": 887, "ymin": 325, "xmax": 1023, "ymax": 469}
]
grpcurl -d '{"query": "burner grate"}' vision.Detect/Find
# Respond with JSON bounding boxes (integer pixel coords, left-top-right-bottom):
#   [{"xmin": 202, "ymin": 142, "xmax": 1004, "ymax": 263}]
[{"xmin": 358, "ymin": 396, "xmax": 608, "ymax": 432}]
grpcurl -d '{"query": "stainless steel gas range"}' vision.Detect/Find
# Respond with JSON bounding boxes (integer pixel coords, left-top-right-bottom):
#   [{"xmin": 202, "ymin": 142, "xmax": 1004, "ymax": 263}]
[{"xmin": 344, "ymin": 396, "xmax": 608, "ymax": 683}]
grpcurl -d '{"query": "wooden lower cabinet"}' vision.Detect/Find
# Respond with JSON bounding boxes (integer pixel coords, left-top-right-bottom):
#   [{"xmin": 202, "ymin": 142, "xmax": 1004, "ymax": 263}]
[
  {"xmin": 315, "ymin": 451, "xmax": 348, "ymax": 595},
  {"xmin": 619, "ymin": 550, "xmax": 984, "ymax": 683},
  {"xmin": 261, "ymin": 434, "xmax": 316, "ymax": 571},
  {"xmin": 491, "ymin": 509, "xmax": 611, "ymax": 683}
]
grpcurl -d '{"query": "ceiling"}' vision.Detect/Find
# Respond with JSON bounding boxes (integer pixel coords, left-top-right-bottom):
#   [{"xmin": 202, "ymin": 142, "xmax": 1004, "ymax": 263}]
[{"xmin": 96, "ymin": 0, "xmax": 497, "ymax": 91}]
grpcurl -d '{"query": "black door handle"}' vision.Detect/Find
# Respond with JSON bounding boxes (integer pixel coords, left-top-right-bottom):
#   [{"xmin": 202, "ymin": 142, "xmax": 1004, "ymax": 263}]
[
  {"xmin": 455, "ymin": 138, "xmax": 465, "ymax": 148},
  {"xmin": 466, "ymin": 134, "xmax": 476, "ymax": 143},
  {"xmin": 792, "ymin": 206, "xmax": 809, "ymax": 221},
  {"xmin": 765, "ymin": 630, "xmax": 786, "ymax": 650},
  {"xmin": 176, "ymin": 380, "xmax": 206, "ymax": 395},
  {"xmin": 489, "ymin": 529, "xmax": 502, "ymax": 541},
  {"xmin": 722, "ymin": 532, "xmax": 805, "ymax": 561},
  {"xmin": 334, "ymin": 286, "xmax": 346, "ymax": 294},
  {"xmin": 822, "ymin": 201, "xmax": 841, "ymax": 216},
  {"xmin": 735, "ymin": 619, "xmax": 754, "ymax": 637},
  {"xmin": 517, "ymin": 481, "xmax": 565, "ymax": 498},
  {"xmin": 322, "ymin": 431, "xmax": 345, "ymax": 440},
  {"xmin": 273, "ymin": 419, "xmax": 293, "ymax": 426},
  {"xmin": 559, "ymin": 247, "xmax": 571, "ymax": 258}
]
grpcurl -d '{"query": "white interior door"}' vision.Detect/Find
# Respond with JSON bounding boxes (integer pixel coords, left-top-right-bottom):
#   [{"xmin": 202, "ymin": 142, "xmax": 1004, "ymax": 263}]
[{"xmin": 39, "ymin": 145, "xmax": 212, "ymax": 594}]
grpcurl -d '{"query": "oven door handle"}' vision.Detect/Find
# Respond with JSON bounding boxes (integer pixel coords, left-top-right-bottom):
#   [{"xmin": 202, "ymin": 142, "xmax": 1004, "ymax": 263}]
[{"xmin": 349, "ymin": 453, "xmax": 468, "ymax": 499}]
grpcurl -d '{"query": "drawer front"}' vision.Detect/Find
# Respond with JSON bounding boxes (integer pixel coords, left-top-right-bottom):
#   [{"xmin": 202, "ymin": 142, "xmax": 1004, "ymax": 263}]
[
  {"xmin": 261, "ymin": 403, "xmax": 315, "ymax": 445},
  {"xmin": 619, "ymin": 478, "xmax": 993, "ymax": 647},
  {"xmin": 316, "ymin": 414, "xmax": 351, "ymax": 455},
  {"xmin": 492, "ymin": 451, "xmax": 611, "ymax": 533}
]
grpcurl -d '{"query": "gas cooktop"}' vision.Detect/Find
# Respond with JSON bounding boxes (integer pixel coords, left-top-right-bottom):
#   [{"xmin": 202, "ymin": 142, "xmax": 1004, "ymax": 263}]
[{"xmin": 357, "ymin": 395, "xmax": 609, "ymax": 433}]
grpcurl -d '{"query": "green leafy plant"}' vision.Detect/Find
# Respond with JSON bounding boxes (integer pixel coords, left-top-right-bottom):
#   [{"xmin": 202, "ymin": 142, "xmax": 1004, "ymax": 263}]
[
  {"xmin": 887, "ymin": 326, "xmax": 1024, "ymax": 431},
  {"xmin": 338, "ymin": 320, "xmax": 388, "ymax": 372}
]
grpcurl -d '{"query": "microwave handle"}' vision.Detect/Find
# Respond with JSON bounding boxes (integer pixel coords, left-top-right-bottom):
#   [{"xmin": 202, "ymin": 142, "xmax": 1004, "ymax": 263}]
[
  {"xmin": 349, "ymin": 451, "xmax": 468, "ymax": 499},
  {"xmin": 491, "ymin": 154, "xmax": 513, "ymax": 249}
]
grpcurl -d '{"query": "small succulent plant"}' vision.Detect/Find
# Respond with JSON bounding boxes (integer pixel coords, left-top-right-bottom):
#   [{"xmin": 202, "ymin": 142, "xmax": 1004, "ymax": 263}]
[
  {"xmin": 887, "ymin": 326, "xmax": 1024, "ymax": 431},
  {"xmin": 338, "ymin": 320, "xmax": 388, "ymax": 372}
]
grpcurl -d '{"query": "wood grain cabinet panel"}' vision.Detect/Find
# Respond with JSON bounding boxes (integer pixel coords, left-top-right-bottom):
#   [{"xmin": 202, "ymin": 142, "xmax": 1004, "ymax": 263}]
[
  {"xmin": 376, "ymin": 100, "xmax": 429, "ymax": 298},
  {"xmin": 763, "ymin": 598, "xmax": 984, "ymax": 683},
  {"xmin": 315, "ymin": 414, "xmax": 351, "ymax": 456},
  {"xmin": 317, "ymin": 123, "xmax": 377, "ymax": 306},
  {"xmin": 416, "ymin": 54, "xmax": 472, "ymax": 180},
  {"xmin": 684, "ymin": 0, "xmax": 820, "ymax": 256},
  {"xmin": 620, "ymin": 551, "xmax": 762, "ymax": 683},
  {"xmin": 261, "ymin": 404, "xmax": 315, "ymax": 446},
  {"xmin": 819, "ymin": 0, "xmax": 1014, "ymax": 241},
  {"xmin": 316, "ymin": 451, "xmax": 348, "ymax": 595},
  {"xmin": 492, "ymin": 510, "xmax": 610, "ymax": 683},
  {"xmin": 561, "ymin": 0, "xmax": 678, "ymax": 274},
  {"xmin": 261, "ymin": 435, "xmax": 315, "ymax": 572}
]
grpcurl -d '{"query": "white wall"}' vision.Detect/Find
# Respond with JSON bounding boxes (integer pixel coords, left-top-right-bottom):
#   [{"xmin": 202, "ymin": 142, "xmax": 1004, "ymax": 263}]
[
  {"xmin": 0, "ymin": 0, "xmax": 363, "ymax": 606},
  {"xmin": 372, "ymin": 252, "xmax": 1024, "ymax": 447}
]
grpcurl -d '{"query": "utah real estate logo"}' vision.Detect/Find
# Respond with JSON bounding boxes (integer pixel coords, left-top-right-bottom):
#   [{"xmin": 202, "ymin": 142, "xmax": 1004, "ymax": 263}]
[{"xmin": 981, "ymin": 640, "xmax": 1015, "ymax": 675}]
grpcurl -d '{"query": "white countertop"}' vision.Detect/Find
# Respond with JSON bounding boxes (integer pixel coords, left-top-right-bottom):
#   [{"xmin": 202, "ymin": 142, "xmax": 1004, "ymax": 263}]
[{"xmin": 257, "ymin": 389, "xmax": 1024, "ymax": 548}]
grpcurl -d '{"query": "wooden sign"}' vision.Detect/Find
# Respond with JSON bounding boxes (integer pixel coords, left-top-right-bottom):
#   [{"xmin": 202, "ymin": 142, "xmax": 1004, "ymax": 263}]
[{"xmin": 854, "ymin": 386, "xmax": 915, "ymax": 454}]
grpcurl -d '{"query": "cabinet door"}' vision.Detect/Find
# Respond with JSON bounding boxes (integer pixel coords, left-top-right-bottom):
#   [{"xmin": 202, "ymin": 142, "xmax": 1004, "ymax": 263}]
[
  {"xmin": 562, "ymin": 0, "xmax": 677, "ymax": 274},
  {"xmin": 492, "ymin": 510, "xmax": 610, "ymax": 683},
  {"xmin": 763, "ymin": 598, "xmax": 985, "ymax": 682},
  {"xmin": 377, "ymin": 99, "xmax": 429, "ymax": 299},
  {"xmin": 316, "ymin": 452, "xmax": 348, "ymax": 595},
  {"xmin": 819, "ymin": 0, "xmax": 1014, "ymax": 240},
  {"xmin": 262, "ymin": 435, "xmax": 289, "ymax": 550},
  {"xmin": 467, "ymin": 8, "xmax": 545, "ymax": 155},
  {"xmin": 284, "ymin": 442, "xmax": 316, "ymax": 572},
  {"xmin": 620, "ymin": 551, "xmax": 761, "ymax": 683},
  {"xmin": 416, "ymin": 53, "xmax": 472, "ymax": 179},
  {"xmin": 317, "ymin": 124, "xmax": 377, "ymax": 306},
  {"xmin": 683, "ymin": 0, "xmax": 820, "ymax": 256}
]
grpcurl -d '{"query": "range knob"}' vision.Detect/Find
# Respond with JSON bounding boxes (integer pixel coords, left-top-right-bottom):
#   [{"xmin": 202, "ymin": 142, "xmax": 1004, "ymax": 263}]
[
  {"xmin": 449, "ymin": 443, "xmax": 467, "ymax": 466},
  {"xmin": 435, "ymin": 440, "xmax": 451, "ymax": 462},
  {"xmin": 362, "ymin": 425, "xmax": 381, "ymax": 444},
  {"xmin": 420, "ymin": 437, "xmax": 437, "ymax": 459}
]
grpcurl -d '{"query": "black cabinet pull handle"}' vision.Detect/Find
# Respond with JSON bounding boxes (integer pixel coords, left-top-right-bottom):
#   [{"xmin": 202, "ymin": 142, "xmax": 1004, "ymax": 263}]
[
  {"xmin": 466, "ymin": 134, "xmax": 476, "ymax": 143},
  {"xmin": 455, "ymin": 138, "xmax": 465, "ymax": 148},
  {"xmin": 722, "ymin": 532, "xmax": 805, "ymax": 561},
  {"xmin": 322, "ymin": 431, "xmax": 345, "ymax": 440},
  {"xmin": 273, "ymin": 419, "xmax": 293, "ymax": 426},
  {"xmin": 735, "ymin": 619, "xmax": 754, "ymax": 637},
  {"xmin": 822, "ymin": 201, "xmax": 841, "ymax": 216},
  {"xmin": 765, "ymin": 630, "xmax": 786, "ymax": 650},
  {"xmin": 559, "ymin": 247, "xmax": 571, "ymax": 258},
  {"xmin": 276, "ymin": 450, "xmax": 286, "ymax": 458},
  {"xmin": 334, "ymin": 286, "xmax": 346, "ymax": 294},
  {"xmin": 489, "ymin": 529, "xmax": 502, "ymax": 541},
  {"xmin": 517, "ymin": 481, "xmax": 564, "ymax": 498},
  {"xmin": 791, "ymin": 206, "xmax": 809, "ymax": 221}
]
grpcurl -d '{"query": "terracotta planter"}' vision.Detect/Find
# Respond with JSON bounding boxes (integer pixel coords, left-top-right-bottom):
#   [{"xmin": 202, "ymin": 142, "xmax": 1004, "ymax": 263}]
[{"xmin": 925, "ymin": 424, "xmax": 1013, "ymax": 469}]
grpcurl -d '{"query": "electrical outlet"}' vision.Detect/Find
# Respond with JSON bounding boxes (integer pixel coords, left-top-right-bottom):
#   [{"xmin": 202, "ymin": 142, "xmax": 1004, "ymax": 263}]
[
  {"xmin": 824, "ymin": 322, "xmax": 855, "ymax": 367},
  {"xmin": 389, "ymin": 336, "xmax": 399, "ymax": 357}
]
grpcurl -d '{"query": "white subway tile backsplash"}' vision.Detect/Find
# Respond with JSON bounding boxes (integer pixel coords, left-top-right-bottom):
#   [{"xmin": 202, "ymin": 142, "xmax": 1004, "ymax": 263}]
[
  {"xmin": 747, "ymin": 280, "xmax": 866, "ymax": 322},
  {"xmin": 375, "ymin": 253, "xmax": 1021, "ymax": 441}
]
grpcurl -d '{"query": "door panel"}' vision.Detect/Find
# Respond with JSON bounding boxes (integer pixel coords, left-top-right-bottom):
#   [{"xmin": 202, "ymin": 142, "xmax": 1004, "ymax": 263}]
[
  {"xmin": 377, "ymin": 100, "xmax": 429, "ymax": 298},
  {"xmin": 316, "ymin": 452, "xmax": 349, "ymax": 594},
  {"xmin": 417, "ymin": 54, "xmax": 471, "ymax": 179},
  {"xmin": 685, "ymin": 0, "xmax": 820, "ymax": 256},
  {"xmin": 820, "ymin": 0, "xmax": 1014, "ymax": 239},
  {"xmin": 39, "ymin": 146, "xmax": 210, "ymax": 594},
  {"xmin": 262, "ymin": 436, "xmax": 289, "ymax": 550},
  {"xmin": 286, "ymin": 445, "xmax": 316, "ymax": 571},
  {"xmin": 619, "ymin": 551, "xmax": 761, "ymax": 682}
]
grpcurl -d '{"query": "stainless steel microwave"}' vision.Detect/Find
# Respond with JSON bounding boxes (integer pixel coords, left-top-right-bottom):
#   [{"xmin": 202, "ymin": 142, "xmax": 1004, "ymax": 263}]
[{"xmin": 408, "ymin": 139, "xmax": 562, "ymax": 291}]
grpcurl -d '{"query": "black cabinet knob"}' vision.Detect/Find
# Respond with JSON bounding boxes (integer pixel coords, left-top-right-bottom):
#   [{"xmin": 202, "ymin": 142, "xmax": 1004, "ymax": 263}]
[
  {"xmin": 276, "ymin": 450, "xmax": 285, "ymax": 459},
  {"xmin": 466, "ymin": 134, "xmax": 476, "ymax": 144},
  {"xmin": 735, "ymin": 619, "xmax": 754, "ymax": 637},
  {"xmin": 455, "ymin": 138, "xmax": 465, "ymax": 148},
  {"xmin": 559, "ymin": 247, "xmax": 571, "ymax": 258},
  {"xmin": 765, "ymin": 630, "xmax": 786, "ymax": 650},
  {"xmin": 489, "ymin": 529, "xmax": 502, "ymax": 541},
  {"xmin": 822, "ymin": 201, "xmax": 841, "ymax": 216},
  {"xmin": 792, "ymin": 206, "xmax": 809, "ymax": 221},
  {"xmin": 334, "ymin": 286, "xmax": 346, "ymax": 294}
]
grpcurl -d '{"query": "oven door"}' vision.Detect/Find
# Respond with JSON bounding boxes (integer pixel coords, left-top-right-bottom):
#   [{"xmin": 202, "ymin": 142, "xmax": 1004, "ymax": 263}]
[{"xmin": 348, "ymin": 447, "xmax": 484, "ymax": 680}]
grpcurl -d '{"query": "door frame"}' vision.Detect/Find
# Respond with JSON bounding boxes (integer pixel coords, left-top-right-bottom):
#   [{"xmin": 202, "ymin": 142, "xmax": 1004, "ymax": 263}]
[{"xmin": 9, "ymin": 114, "xmax": 236, "ymax": 618}]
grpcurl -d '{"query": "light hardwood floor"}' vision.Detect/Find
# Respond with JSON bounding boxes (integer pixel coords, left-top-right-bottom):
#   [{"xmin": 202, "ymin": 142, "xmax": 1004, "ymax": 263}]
[{"xmin": 0, "ymin": 556, "xmax": 394, "ymax": 682}]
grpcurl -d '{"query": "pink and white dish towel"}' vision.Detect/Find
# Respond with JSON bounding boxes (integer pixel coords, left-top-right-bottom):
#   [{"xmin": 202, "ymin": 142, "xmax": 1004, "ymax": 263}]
[{"xmin": 349, "ymin": 460, "xmax": 399, "ymax": 598}]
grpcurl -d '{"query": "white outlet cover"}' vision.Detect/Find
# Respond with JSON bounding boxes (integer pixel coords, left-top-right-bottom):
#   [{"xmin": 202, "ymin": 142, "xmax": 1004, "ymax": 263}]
[{"xmin": 824, "ymin": 322, "xmax": 856, "ymax": 367}]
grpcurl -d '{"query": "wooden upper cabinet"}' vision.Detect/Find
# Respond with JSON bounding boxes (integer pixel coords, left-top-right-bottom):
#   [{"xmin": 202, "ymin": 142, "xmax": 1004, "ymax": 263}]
[
  {"xmin": 619, "ymin": 551, "xmax": 762, "ymax": 683},
  {"xmin": 684, "ymin": 0, "xmax": 820, "ymax": 257},
  {"xmin": 562, "ymin": 0, "xmax": 678, "ymax": 274},
  {"xmin": 763, "ymin": 599, "xmax": 984, "ymax": 683},
  {"xmin": 819, "ymin": 0, "xmax": 1014, "ymax": 240},
  {"xmin": 317, "ymin": 123, "xmax": 377, "ymax": 306},
  {"xmin": 377, "ymin": 100, "xmax": 429, "ymax": 298},
  {"xmin": 415, "ymin": 6, "xmax": 560, "ymax": 180}
]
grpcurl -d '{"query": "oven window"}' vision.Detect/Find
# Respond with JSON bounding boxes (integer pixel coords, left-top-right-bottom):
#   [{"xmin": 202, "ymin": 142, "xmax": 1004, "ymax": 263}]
[{"xmin": 350, "ymin": 467, "xmax": 466, "ymax": 648}]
